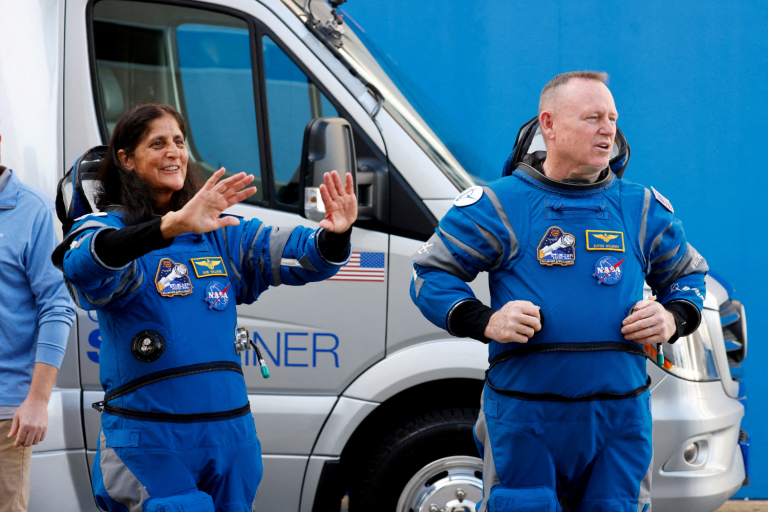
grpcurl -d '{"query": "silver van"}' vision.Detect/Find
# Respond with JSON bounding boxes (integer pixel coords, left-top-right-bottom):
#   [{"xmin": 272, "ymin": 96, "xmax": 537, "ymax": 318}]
[{"xmin": 0, "ymin": 0, "xmax": 748, "ymax": 510}]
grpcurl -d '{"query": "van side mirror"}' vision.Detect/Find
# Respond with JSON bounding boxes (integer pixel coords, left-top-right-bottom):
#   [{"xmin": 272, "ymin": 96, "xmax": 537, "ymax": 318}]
[{"xmin": 299, "ymin": 117, "xmax": 357, "ymax": 222}]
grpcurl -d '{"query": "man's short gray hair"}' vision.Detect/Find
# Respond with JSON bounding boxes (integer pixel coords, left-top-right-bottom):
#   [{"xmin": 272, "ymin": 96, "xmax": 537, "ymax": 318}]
[{"xmin": 538, "ymin": 71, "xmax": 609, "ymax": 114}]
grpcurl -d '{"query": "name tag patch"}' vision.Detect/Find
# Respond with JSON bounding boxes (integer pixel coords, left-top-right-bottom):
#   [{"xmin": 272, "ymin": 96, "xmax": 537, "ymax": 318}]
[
  {"xmin": 537, "ymin": 226, "xmax": 576, "ymax": 266},
  {"xmin": 586, "ymin": 230, "xmax": 625, "ymax": 252},
  {"xmin": 190, "ymin": 257, "xmax": 227, "ymax": 278},
  {"xmin": 205, "ymin": 280, "xmax": 230, "ymax": 310},
  {"xmin": 155, "ymin": 258, "xmax": 193, "ymax": 297}
]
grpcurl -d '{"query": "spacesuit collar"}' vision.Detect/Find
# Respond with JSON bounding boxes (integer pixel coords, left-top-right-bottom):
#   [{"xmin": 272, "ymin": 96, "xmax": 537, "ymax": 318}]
[
  {"xmin": 531, "ymin": 161, "xmax": 610, "ymax": 185},
  {"xmin": 515, "ymin": 163, "xmax": 615, "ymax": 191}
]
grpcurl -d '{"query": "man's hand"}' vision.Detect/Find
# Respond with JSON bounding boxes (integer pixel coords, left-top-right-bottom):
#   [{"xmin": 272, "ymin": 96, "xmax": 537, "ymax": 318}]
[
  {"xmin": 8, "ymin": 397, "xmax": 48, "ymax": 448},
  {"xmin": 319, "ymin": 171, "xmax": 357, "ymax": 234},
  {"xmin": 161, "ymin": 169, "xmax": 257, "ymax": 238},
  {"xmin": 7, "ymin": 362, "xmax": 58, "ymax": 448},
  {"xmin": 622, "ymin": 298, "xmax": 676, "ymax": 345},
  {"xmin": 484, "ymin": 301, "xmax": 542, "ymax": 343}
]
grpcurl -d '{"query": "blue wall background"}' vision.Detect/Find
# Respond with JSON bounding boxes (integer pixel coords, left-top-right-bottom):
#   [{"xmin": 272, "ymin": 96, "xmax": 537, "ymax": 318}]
[{"xmin": 340, "ymin": 0, "xmax": 767, "ymax": 497}]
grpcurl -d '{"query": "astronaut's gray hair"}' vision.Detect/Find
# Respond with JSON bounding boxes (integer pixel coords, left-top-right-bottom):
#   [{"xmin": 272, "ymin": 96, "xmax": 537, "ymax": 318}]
[{"xmin": 539, "ymin": 71, "xmax": 609, "ymax": 114}]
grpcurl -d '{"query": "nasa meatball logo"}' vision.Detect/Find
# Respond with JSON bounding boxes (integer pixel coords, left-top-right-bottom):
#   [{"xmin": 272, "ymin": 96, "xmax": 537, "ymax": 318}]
[
  {"xmin": 205, "ymin": 280, "xmax": 230, "ymax": 310},
  {"xmin": 454, "ymin": 186, "xmax": 484, "ymax": 207},
  {"xmin": 537, "ymin": 226, "xmax": 576, "ymax": 266},
  {"xmin": 593, "ymin": 255, "xmax": 625, "ymax": 285}
]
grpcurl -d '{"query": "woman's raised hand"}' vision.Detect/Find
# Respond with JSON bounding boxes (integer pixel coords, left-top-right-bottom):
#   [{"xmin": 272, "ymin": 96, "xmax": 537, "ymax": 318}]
[
  {"xmin": 161, "ymin": 168, "xmax": 257, "ymax": 238},
  {"xmin": 318, "ymin": 171, "xmax": 358, "ymax": 234}
]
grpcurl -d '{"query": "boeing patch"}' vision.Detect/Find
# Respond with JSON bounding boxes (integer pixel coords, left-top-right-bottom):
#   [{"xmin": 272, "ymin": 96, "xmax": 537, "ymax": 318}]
[
  {"xmin": 651, "ymin": 187, "xmax": 674, "ymax": 213},
  {"xmin": 155, "ymin": 258, "xmax": 193, "ymax": 297},
  {"xmin": 586, "ymin": 230, "xmax": 625, "ymax": 252},
  {"xmin": 454, "ymin": 186, "xmax": 484, "ymax": 207},
  {"xmin": 191, "ymin": 257, "xmax": 227, "ymax": 278},
  {"xmin": 537, "ymin": 226, "xmax": 576, "ymax": 266},
  {"xmin": 593, "ymin": 255, "xmax": 625, "ymax": 285},
  {"xmin": 204, "ymin": 280, "xmax": 230, "ymax": 310},
  {"xmin": 671, "ymin": 282, "xmax": 705, "ymax": 301}
]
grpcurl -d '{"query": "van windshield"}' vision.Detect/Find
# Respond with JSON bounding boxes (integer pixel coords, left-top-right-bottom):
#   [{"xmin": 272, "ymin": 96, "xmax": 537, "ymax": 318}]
[{"xmin": 287, "ymin": 1, "xmax": 479, "ymax": 189}]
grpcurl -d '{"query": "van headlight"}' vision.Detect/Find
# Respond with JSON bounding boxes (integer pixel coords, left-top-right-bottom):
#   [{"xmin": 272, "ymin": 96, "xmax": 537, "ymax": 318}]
[{"xmin": 645, "ymin": 319, "xmax": 719, "ymax": 382}]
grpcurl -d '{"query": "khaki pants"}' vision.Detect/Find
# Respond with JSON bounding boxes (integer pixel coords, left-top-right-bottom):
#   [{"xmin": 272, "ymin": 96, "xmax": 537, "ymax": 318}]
[{"xmin": 0, "ymin": 419, "xmax": 32, "ymax": 512}]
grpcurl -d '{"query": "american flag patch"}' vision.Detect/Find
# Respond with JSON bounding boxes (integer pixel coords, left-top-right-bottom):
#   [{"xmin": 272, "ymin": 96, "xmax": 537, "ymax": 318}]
[
  {"xmin": 651, "ymin": 187, "xmax": 674, "ymax": 213},
  {"xmin": 327, "ymin": 252, "xmax": 386, "ymax": 282}
]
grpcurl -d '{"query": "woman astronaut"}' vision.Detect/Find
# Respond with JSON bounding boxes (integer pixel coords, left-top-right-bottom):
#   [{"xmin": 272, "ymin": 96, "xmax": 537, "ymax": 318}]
[{"xmin": 54, "ymin": 104, "xmax": 357, "ymax": 512}]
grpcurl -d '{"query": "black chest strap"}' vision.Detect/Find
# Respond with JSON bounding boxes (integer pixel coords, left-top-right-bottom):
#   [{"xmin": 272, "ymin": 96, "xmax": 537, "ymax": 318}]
[
  {"xmin": 92, "ymin": 361, "xmax": 250, "ymax": 422},
  {"xmin": 485, "ymin": 342, "xmax": 651, "ymax": 402}
]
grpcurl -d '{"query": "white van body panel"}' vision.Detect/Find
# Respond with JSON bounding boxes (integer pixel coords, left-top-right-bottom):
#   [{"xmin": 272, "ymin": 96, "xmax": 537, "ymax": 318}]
[
  {"xmin": 343, "ymin": 340, "xmax": 487, "ymax": 403},
  {"xmin": 312, "ymin": 397, "xmax": 378, "ymax": 456},
  {"xmin": 0, "ymin": 0, "xmax": 65, "ymax": 196}
]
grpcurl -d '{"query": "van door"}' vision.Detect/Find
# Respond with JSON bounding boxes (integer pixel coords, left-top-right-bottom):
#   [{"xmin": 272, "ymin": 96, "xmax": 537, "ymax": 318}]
[{"xmin": 68, "ymin": 0, "xmax": 389, "ymax": 509}]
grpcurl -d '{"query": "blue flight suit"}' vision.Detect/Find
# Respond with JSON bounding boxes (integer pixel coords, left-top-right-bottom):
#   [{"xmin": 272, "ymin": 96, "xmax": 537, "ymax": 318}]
[
  {"xmin": 410, "ymin": 163, "xmax": 707, "ymax": 512},
  {"xmin": 56, "ymin": 213, "xmax": 348, "ymax": 512}
]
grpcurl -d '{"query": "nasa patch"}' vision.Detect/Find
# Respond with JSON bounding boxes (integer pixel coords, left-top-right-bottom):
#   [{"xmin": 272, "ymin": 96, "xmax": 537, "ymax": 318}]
[
  {"xmin": 651, "ymin": 187, "xmax": 674, "ymax": 213},
  {"xmin": 155, "ymin": 258, "xmax": 193, "ymax": 297},
  {"xmin": 537, "ymin": 226, "xmax": 576, "ymax": 266},
  {"xmin": 205, "ymin": 280, "xmax": 230, "ymax": 310},
  {"xmin": 454, "ymin": 186, "xmax": 484, "ymax": 207},
  {"xmin": 593, "ymin": 255, "xmax": 625, "ymax": 285}
]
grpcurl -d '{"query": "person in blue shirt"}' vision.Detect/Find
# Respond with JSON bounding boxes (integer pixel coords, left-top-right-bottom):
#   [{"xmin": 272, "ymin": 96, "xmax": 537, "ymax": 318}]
[
  {"xmin": 410, "ymin": 72, "xmax": 707, "ymax": 512},
  {"xmin": 53, "ymin": 104, "xmax": 357, "ymax": 512},
  {"xmin": 0, "ymin": 132, "xmax": 75, "ymax": 512}
]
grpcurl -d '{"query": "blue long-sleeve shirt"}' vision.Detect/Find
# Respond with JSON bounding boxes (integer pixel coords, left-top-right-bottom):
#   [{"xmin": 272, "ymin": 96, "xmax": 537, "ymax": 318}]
[{"xmin": 0, "ymin": 168, "xmax": 75, "ymax": 406}]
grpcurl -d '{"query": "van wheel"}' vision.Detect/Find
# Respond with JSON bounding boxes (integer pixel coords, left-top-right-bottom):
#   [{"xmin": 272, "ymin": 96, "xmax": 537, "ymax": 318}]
[{"xmin": 349, "ymin": 407, "xmax": 482, "ymax": 512}]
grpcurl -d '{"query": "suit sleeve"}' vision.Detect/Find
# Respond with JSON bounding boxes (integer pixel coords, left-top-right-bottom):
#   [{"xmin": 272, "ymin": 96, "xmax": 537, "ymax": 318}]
[
  {"xmin": 641, "ymin": 188, "xmax": 708, "ymax": 335},
  {"xmin": 410, "ymin": 186, "xmax": 519, "ymax": 334},
  {"xmin": 223, "ymin": 219, "xmax": 351, "ymax": 305},
  {"xmin": 54, "ymin": 214, "xmax": 146, "ymax": 311}
]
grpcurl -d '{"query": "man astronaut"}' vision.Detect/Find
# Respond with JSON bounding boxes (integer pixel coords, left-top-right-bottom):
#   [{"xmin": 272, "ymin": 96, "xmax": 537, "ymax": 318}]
[{"xmin": 410, "ymin": 71, "xmax": 707, "ymax": 511}]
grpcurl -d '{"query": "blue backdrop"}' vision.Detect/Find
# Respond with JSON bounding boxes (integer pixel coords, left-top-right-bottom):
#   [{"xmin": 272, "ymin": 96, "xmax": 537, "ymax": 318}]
[{"xmin": 340, "ymin": 0, "xmax": 766, "ymax": 497}]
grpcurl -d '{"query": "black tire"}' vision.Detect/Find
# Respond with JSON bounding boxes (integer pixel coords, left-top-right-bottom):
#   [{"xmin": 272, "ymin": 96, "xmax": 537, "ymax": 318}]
[{"xmin": 349, "ymin": 407, "xmax": 480, "ymax": 512}]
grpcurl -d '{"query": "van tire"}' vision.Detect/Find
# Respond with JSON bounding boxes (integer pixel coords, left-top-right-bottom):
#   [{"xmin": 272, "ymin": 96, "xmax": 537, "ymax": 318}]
[{"xmin": 349, "ymin": 407, "xmax": 480, "ymax": 512}]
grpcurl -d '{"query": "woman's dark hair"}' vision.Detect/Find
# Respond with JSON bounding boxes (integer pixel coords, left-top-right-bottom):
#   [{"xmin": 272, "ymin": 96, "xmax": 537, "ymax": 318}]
[{"xmin": 96, "ymin": 103, "xmax": 203, "ymax": 225}]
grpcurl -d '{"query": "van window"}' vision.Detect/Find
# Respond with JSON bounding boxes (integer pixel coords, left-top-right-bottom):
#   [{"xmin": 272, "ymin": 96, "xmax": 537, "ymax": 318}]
[
  {"xmin": 92, "ymin": 0, "xmax": 263, "ymax": 200},
  {"xmin": 262, "ymin": 36, "xmax": 338, "ymax": 206}
]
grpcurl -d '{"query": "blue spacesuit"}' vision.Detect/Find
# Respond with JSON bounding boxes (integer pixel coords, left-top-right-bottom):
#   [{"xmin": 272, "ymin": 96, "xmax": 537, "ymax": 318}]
[
  {"xmin": 410, "ymin": 121, "xmax": 707, "ymax": 511},
  {"xmin": 57, "ymin": 212, "xmax": 347, "ymax": 512}
]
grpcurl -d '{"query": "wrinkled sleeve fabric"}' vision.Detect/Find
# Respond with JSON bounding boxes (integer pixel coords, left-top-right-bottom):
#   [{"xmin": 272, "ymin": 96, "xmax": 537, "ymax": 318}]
[
  {"xmin": 411, "ymin": 187, "xmax": 518, "ymax": 334},
  {"xmin": 222, "ymin": 219, "xmax": 351, "ymax": 305},
  {"xmin": 25, "ymin": 207, "xmax": 75, "ymax": 369},
  {"xmin": 55, "ymin": 213, "xmax": 146, "ymax": 311},
  {"xmin": 640, "ymin": 188, "xmax": 708, "ymax": 335}
]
